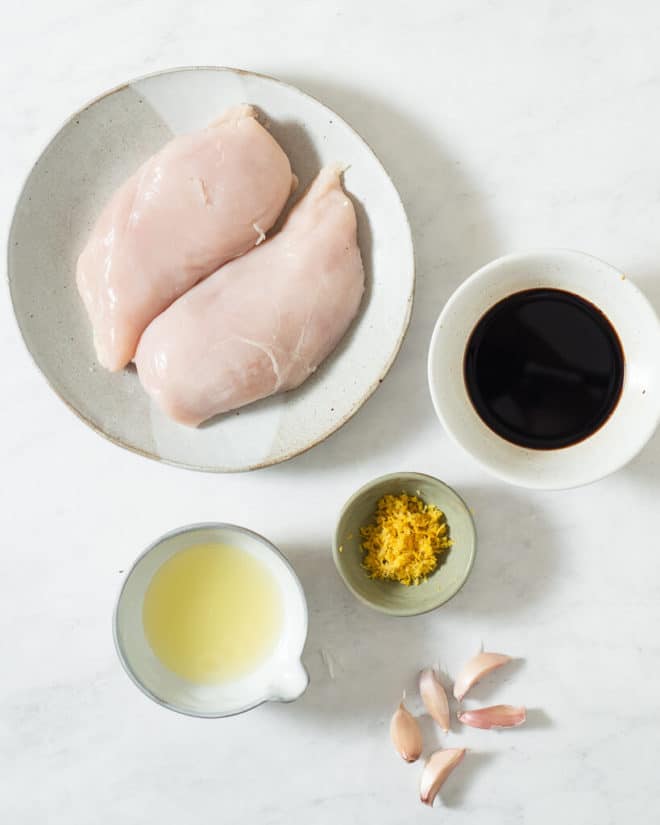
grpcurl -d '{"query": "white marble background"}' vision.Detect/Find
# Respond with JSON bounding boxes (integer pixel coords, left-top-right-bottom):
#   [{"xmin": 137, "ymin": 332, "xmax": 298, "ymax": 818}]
[{"xmin": 2, "ymin": 1, "xmax": 660, "ymax": 822}]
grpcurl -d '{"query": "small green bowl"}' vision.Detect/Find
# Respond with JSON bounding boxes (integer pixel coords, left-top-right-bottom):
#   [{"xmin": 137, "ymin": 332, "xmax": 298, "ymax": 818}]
[{"xmin": 333, "ymin": 473, "xmax": 476, "ymax": 616}]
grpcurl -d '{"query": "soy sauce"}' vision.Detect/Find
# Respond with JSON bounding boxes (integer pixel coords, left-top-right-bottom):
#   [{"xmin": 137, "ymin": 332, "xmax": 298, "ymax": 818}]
[{"xmin": 464, "ymin": 288, "xmax": 624, "ymax": 450}]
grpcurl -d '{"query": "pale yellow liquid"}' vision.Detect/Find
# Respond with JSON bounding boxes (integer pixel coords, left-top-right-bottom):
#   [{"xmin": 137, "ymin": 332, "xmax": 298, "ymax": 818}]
[{"xmin": 142, "ymin": 542, "xmax": 284, "ymax": 684}]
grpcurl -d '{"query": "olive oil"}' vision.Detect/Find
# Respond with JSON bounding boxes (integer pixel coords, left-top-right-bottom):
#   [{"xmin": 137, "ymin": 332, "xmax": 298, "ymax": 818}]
[{"xmin": 143, "ymin": 542, "xmax": 284, "ymax": 684}]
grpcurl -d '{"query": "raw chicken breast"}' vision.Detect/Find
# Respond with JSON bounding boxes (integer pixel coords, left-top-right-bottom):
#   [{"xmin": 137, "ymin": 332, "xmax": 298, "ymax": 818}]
[
  {"xmin": 135, "ymin": 166, "xmax": 364, "ymax": 426},
  {"xmin": 77, "ymin": 105, "xmax": 294, "ymax": 371}
]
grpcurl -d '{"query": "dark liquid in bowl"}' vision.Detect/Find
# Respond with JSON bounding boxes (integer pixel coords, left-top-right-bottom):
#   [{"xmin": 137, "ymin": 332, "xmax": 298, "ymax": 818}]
[{"xmin": 464, "ymin": 288, "xmax": 624, "ymax": 450}]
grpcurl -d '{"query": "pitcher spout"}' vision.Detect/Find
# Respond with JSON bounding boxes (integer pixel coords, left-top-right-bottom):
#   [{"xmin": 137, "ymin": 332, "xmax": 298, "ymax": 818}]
[{"xmin": 270, "ymin": 661, "xmax": 309, "ymax": 703}]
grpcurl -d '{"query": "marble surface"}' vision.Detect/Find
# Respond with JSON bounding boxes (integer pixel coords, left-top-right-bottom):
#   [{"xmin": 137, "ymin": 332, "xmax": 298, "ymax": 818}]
[{"xmin": 2, "ymin": 1, "xmax": 660, "ymax": 822}]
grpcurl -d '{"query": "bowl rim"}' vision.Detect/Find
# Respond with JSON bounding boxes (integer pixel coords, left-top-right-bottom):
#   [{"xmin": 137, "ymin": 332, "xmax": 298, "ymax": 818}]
[
  {"xmin": 427, "ymin": 248, "xmax": 660, "ymax": 490},
  {"xmin": 112, "ymin": 521, "xmax": 309, "ymax": 718},
  {"xmin": 332, "ymin": 472, "xmax": 477, "ymax": 617},
  {"xmin": 6, "ymin": 65, "xmax": 415, "ymax": 473}
]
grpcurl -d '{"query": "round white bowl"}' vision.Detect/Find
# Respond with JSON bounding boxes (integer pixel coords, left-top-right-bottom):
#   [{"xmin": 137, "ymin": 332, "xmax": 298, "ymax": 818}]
[{"xmin": 428, "ymin": 249, "xmax": 660, "ymax": 489}]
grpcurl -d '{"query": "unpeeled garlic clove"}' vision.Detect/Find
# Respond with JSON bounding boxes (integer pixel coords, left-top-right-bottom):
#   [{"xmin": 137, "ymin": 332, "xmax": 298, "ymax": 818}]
[
  {"xmin": 453, "ymin": 651, "xmax": 512, "ymax": 700},
  {"xmin": 419, "ymin": 668, "xmax": 450, "ymax": 733},
  {"xmin": 390, "ymin": 699, "xmax": 423, "ymax": 762},
  {"xmin": 458, "ymin": 704, "xmax": 526, "ymax": 729},
  {"xmin": 419, "ymin": 748, "xmax": 466, "ymax": 806}
]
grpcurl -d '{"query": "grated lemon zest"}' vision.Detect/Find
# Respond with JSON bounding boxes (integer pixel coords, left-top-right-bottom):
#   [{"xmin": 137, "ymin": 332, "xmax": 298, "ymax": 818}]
[{"xmin": 360, "ymin": 493, "xmax": 452, "ymax": 586}]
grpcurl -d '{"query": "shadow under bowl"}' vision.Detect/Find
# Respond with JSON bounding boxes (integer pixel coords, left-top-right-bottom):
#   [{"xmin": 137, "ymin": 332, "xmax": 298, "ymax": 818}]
[{"xmin": 333, "ymin": 473, "xmax": 476, "ymax": 616}]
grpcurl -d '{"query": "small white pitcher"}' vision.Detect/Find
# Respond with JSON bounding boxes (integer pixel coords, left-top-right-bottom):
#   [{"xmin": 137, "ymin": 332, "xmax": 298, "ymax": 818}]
[{"xmin": 113, "ymin": 523, "xmax": 309, "ymax": 717}]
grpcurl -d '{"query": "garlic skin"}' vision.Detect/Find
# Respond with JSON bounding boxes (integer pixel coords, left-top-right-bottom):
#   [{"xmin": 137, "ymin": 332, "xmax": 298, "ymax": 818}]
[
  {"xmin": 419, "ymin": 668, "xmax": 450, "ymax": 732},
  {"xmin": 390, "ymin": 700, "xmax": 423, "ymax": 763},
  {"xmin": 419, "ymin": 748, "xmax": 466, "ymax": 806},
  {"xmin": 453, "ymin": 652, "xmax": 512, "ymax": 700},
  {"xmin": 458, "ymin": 704, "xmax": 526, "ymax": 729}
]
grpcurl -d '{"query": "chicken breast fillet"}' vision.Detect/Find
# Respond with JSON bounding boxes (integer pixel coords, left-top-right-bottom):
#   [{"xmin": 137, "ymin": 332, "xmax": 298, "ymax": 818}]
[
  {"xmin": 135, "ymin": 166, "xmax": 364, "ymax": 426},
  {"xmin": 76, "ymin": 105, "xmax": 294, "ymax": 371}
]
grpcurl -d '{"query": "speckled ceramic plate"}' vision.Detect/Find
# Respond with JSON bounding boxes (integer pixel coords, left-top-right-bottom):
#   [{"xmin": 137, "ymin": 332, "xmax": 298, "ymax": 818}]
[{"xmin": 8, "ymin": 67, "xmax": 414, "ymax": 471}]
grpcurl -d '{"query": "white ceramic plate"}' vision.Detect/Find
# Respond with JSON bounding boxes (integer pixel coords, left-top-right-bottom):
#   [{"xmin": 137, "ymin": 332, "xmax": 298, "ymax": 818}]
[{"xmin": 8, "ymin": 67, "xmax": 414, "ymax": 471}]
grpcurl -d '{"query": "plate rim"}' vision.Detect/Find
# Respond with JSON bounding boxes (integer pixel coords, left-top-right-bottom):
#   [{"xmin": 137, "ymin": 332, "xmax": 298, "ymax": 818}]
[{"xmin": 7, "ymin": 65, "xmax": 415, "ymax": 472}]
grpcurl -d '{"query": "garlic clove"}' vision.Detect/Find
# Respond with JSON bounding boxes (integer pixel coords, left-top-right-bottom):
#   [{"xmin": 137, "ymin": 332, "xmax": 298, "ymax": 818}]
[
  {"xmin": 390, "ymin": 699, "xmax": 423, "ymax": 762},
  {"xmin": 419, "ymin": 748, "xmax": 466, "ymax": 806},
  {"xmin": 458, "ymin": 704, "xmax": 526, "ymax": 729},
  {"xmin": 453, "ymin": 651, "xmax": 512, "ymax": 700},
  {"xmin": 419, "ymin": 668, "xmax": 450, "ymax": 733}
]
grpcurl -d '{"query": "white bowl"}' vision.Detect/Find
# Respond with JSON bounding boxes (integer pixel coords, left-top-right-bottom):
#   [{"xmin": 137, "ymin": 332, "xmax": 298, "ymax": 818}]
[
  {"xmin": 114, "ymin": 523, "xmax": 308, "ymax": 718},
  {"xmin": 8, "ymin": 66, "xmax": 414, "ymax": 472},
  {"xmin": 428, "ymin": 249, "xmax": 660, "ymax": 489}
]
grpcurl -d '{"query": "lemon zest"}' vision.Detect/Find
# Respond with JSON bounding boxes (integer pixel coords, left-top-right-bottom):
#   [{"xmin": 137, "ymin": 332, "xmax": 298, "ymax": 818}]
[{"xmin": 360, "ymin": 493, "xmax": 451, "ymax": 586}]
